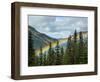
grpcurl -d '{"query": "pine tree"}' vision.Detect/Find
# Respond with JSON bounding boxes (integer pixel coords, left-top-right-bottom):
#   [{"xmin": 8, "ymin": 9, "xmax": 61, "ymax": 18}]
[
  {"xmin": 61, "ymin": 47, "xmax": 64, "ymax": 64},
  {"xmin": 74, "ymin": 30, "xmax": 77, "ymax": 42},
  {"xmin": 65, "ymin": 35, "xmax": 73, "ymax": 64},
  {"xmin": 83, "ymin": 38, "xmax": 88, "ymax": 63},
  {"xmin": 64, "ymin": 30, "xmax": 88, "ymax": 65},
  {"xmin": 35, "ymin": 55, "xmax": 39, "ymax": 66},
  {"xmin": 43, "ymin": 52, "xmax": 47, "ymax": 65},
  {"xmin": 48, "ymin": 42, "xmax": 55, "ymax": 65},
  {"xmin": 39, "ymin": 46, "xmax": 43, "ymax": 66},
  {"xmin": 65, "ymin": 30, "xmax": 78, "ymax": 64},
  {"xmin": 73, "ymin": 29, "xmax": 77, "ymax": 64},
  {"xmin": 55, "ymin": 40, "xmax": 61, "ymax": 65},
  {"xmin": 51, "ymin": 49, "xmax": 56, "ymax": 65},
  {"xmin": 79, "ymin": 32, "xmax": 88, "ymax": 64},
  {"xmin": 28, "ymin": 31, "xmax": 36, "ymax": 66},
  {"xmin": 78, "ymin": 32, "xmax": 83, "ymax": 63},
  {"xmin": 48, "ymin": 42, "xmax": 52, "ymax": 65}
]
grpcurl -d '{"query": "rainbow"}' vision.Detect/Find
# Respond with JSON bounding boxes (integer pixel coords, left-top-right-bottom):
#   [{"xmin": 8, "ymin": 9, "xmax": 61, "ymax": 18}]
[
  {"xmin": 35, "ymin": 32, "xmax": 87, "ymax": 56},
  {"xmin": 35, "ymin": 38, "xmax": 68, "ymax": 56}
]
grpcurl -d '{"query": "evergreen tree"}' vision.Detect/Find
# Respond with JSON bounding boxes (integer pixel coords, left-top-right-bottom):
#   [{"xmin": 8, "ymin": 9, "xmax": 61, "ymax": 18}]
[
  {"xmin": 55, "ymin": 40, "xmax": 61, "ymax": 65},
  {"xmin": 65, "ymin": 30, "xmax": 78, "ymax": 64},
  {"xmin": 83, "ymin": 38, "xmax": 88, "ymax": 63},
  {"xmin": 60, "ymin": 47, "xmax": 64, "ymax": 64},
  {"xmin": 51, "ymin": 49, "xmax": 56, "ymax": 65},
  {"xmin": 64, "ymin": 30, "xmax": 88, "ymax": 65},
  {"xmin": 78, "ymin": 32, "xmax": 84, "ymax": 63},
  {"xmin": 79, "ymin": 32, "xmax": 88, "ymax": 64},
  {"xmin": 39, "ymin": 46, "xmax": 43, "ymax": 66},
  {"xmin": 43, "ymin": 52, "xmax": 47, "ymax": 65},
  {"xmin": 28, "ymin": 31, "xmax": 36, "ymax": 66},
  {"xmin": 48, "ymin": 42, "xmax": 55, "ymax": 65},
  {"xmin": 73, "ymin": 29, "xmax": 77, "ymax": 64},
  {"xmin": 65, "ymin": 35, "xmax": 73, "ymax": 64},
  {"xmin": 35, "ymin": 55, "xmax": 39, "ymax": 66}
]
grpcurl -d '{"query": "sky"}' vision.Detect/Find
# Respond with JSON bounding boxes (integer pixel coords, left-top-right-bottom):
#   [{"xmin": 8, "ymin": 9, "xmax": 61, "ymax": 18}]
[{"xmin": 28, "ymin": 15, "xmax": 88, "ymax": 39}]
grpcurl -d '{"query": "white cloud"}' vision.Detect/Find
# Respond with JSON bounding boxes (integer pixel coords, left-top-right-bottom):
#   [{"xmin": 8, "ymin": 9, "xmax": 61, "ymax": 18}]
[{"xmin": 29, "ymin": 15, "xmax": 88, "ymax": 39}]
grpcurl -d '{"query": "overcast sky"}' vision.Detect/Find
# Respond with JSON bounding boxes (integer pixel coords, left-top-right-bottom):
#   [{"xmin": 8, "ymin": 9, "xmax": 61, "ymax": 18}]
[{"xmin": 28, "ymin": 15, "xmax": 88, "ymax": 39}]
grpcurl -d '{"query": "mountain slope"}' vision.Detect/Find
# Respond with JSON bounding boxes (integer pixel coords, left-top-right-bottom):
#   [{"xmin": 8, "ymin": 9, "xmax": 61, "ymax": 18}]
[{"xmin": 28, "ymin": 26, "xmax": 57, "ymax": 50}]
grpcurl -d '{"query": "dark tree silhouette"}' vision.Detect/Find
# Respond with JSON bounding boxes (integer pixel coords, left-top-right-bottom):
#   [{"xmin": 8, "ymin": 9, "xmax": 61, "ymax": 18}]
[
  {"xmin": 78, "ymin": 32, "xmax": 84, "ymax": 63},
  {"xmin": 73, "ymin": 29, "xmax": 78, "ymax": 64},
  {"xmin": 35, "ymin": 55, "xmax": 39, "ymax": 66},
  {"xmin": 83, "ymin": 38, "xmax": 88, "ymax": 63},
  {"xmin": 39, "ymin": 46, "xmax": 43, "ymax": 65},
  {"xmin": 43, "ymin": 52, "xmax": 47, "ymax": 65},
  {"xmin": 60, "ymin": 47, "xmax": 64, "ymax": 64},
  {"xmin": 55, "ymin": 40, "xmax": 62, "ymax": 65},
  {"xmin": 79, "ymin": 32, "xmax": 88, "ymax": 64},
  {"xmin": 28, "ymin": 31, "xmax": 36, "ymax": 66},
  {"xmin": 65, "ymin": 35, "xmax": 73, "ymax": 64},
  {"xmin": 48, "ymin": 42, "xmax": 55, "ymax": 65}
]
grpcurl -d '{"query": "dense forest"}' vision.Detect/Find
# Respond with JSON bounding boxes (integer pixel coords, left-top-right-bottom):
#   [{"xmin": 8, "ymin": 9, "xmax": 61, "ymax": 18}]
[{"xmin": 28, "ymin": 29, "xmax": 88, "ymax": 66}]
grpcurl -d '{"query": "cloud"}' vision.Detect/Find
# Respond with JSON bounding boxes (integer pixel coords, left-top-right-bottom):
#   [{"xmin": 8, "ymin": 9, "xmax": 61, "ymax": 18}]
[
  {"xmin": 29, "ymin": 15, "xmax": 88, "ymax": 39},
  {"xmin": 45, "ymin": 31, "xmax": 71, "ymax": 39}
]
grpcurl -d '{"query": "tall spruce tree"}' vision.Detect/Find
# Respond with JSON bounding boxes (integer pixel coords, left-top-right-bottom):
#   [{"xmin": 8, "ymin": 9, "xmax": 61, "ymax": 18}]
[
  {"xmin": 65, "ymin": 35, "xmax": 72, "ymax": 64},
  {"xmin": 64, "ymin": 30, "xmax": 88, "ymax": 65},
  {"xmin": 48, "ymin": 42, "xmax": 55, "ymax": 65},
  {"xmin": 43, "ymin": 52, "xmax": 47, "ymax": 65},
  {"xmin": 72, "ymin": 29, "xmax": 78, "ymax": 64},
  {"xmin": 83, "ymin": 38, "xmax": 88, "ymax": 63},
  {"xmin": 28, "ymin": 31, "xmax": 36, "ymax": 66},
  {"xmin": 55, "ymin": 40, "xmax": 61, "ymax": 65},
  {"xmin": 65, "ymin": 30, "xmax": 78, "ymax": 64},
  {"xmin": 61, "ymin": 47, "xmax": 64, "ymax": 64},
  {"xmin": 79, "ymin": 32, "xmax": 84, "ymax": 63},
  {"xmin": 79, "ymin": 32, "xmax": 88, "ymax": 64},
  {"xmin": 39, "ymin": 46, "xmax": 43, "ymax": 66},
  {"xmin": 35, "ymin": 55, "xmax": 39, "ymax": 66}
]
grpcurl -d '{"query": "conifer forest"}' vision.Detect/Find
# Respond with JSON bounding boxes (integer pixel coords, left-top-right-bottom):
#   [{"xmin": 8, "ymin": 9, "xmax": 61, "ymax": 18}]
[{"xmin": 28, "ymin": 26, "xmax": 88, "ymax": 66}]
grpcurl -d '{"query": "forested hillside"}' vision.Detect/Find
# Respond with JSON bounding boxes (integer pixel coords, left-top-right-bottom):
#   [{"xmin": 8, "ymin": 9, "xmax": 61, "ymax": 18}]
[{"xmin": 28, "ymin": 26, "xmax": 88, "ymax": 66}]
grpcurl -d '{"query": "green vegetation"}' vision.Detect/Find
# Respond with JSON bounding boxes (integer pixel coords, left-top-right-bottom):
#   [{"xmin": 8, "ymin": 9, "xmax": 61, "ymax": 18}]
[
  {"xmin": 28, "ymin": 31, "xmax": 36, "ymax": 66},
  {"xmin": 28, "ymin": 30, "xmax": 88, "ymax": 66},
  {"xmin": 63, "ymin": 30, "xmax": 88, "ymax": 64}
]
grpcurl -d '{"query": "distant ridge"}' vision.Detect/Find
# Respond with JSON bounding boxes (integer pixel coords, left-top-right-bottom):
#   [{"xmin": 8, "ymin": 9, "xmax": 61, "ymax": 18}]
[{"xmin": 28, "ymin": 26, "xmax": 57, "ymax": 50}]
